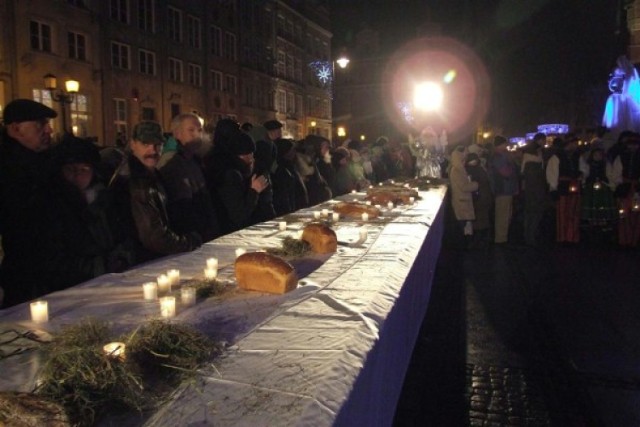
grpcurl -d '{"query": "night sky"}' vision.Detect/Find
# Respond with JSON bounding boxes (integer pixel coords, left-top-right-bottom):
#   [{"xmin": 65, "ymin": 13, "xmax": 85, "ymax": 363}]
[{"xmin": 330, "ymin": 0, "xmax": 628, "ymax": 137}]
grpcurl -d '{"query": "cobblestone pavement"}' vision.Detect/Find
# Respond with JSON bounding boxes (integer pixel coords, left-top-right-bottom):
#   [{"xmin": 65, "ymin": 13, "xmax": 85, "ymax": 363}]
[{"xmin": 395, "ymin": 210, "xmax": 640, "ymax": 427}]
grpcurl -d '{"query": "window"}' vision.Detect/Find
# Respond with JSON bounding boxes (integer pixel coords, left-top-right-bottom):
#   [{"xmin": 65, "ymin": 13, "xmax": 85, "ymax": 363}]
[
  {"xmin": 277, "ymin": 90, "xmax": 286, "ymax": 113},
  {"xmin": 138, "ymin": 0, "xmax": 155, "ymax": 32},
  {"xmin": 168, "ymin": 7, "xmax": 182, "ymax": 42},
  {"xmin": 187, "ymin": 63, "xmax": 202, "ymax": 86},
  {"xmin": 187, "ymin": 15, "xmax": 201, "ymax": 48},
  {"xmin": 110, "ymin": 0, "xmax": 129, "ymax": 23},
  {"xmin": 111, "ymin": 42, "xmax": 130, "ymax": 69},
  {"xmin": 168, "ymin": 58, "xmax": 183, "ymax": 82},
  {"xmin": 224, "ymin": 74, "xmax": 236, "ymax": 94},
  {"xmin": 286, "ymin": 54, "xmax": 294, "ymax": 79},
  {"xmin": 287, "ymin": 92, "xmax": 294, "ymax": 114},
  {"xmin": 210, "ymin": 26, "xmax": 221, "ymax": 56},
  {"xmin": 68, "ymin": 32, "xmax": 86, "ymax": 60},
  {"xmin": 30, "ymin": 21, "xmax": 52, "ymax": 52},
  {"xmin": 113, "ymin": 98, "xmax": 127, "ymax": 138},
  {"xmin": 210, "ymin": 70, "xmax": 222, "ymax": 91},
  {"xmin": 223, "ymin": 31, "xmax": 236, "ymax": 61},
  {"xmin": 170, "ymin": 103, "xmax": 180, "ymax": 118},
  {"xmin": 276, "ymin": 51, "xmax": 285, "ymax": 77},
  {"xmin": 32, "ymin": 89, "xmax": 54, "ymax": 109},
  {"xmin": 70, "ymin": 94, "xmax": 90, "ymax": 137},
  {"xmin": 138, "ymin": 49, "xmax": 155, "ymax": 75}
]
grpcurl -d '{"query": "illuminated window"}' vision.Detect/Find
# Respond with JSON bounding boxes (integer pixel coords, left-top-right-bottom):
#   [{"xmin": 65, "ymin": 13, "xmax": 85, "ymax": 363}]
[
  {"xmin": 113, "ymin": 98, "xmax": 127, "ymax": 138},
  {"xmin": 68, "ymin": 32, "xmax": 86, "ymax": 60},
  {"xmin": 30, "ymin": 21, "xmax": 52, "ymax": 52},
  {"xmin": 70, "ymin": 94, "xmax": 90, "ymax": 137}
]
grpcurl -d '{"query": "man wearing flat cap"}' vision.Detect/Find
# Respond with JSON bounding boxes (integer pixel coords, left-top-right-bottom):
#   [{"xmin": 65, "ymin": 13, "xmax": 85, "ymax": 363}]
[
  {"xmin": 109, "ymin": 121, "xmax": 202, "ymax": 263},
  {"xmin": 0, "ymin": 99, "xmax": 57, "ymax": 306}
]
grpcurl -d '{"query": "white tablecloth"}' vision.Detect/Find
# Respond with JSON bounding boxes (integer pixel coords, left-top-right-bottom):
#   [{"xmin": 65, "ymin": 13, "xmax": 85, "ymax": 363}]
[{"xmin": 0, "ymin": 186, "xmax": 446, "ymax": 426}]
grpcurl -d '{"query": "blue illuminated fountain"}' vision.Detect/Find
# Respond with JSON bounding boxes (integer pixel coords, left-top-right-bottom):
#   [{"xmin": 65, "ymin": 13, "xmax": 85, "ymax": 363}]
[{"xmin": 602, "ymin": 56, "xmax": 640, "ymax": 136}]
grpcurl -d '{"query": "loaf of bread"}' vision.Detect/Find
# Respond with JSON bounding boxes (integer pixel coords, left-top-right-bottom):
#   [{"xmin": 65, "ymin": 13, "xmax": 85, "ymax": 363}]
[
  {"xmin": 234, "ymin": 252, "xmax": 298, "ymax": 294},
  {"xmin": 366, "ymin": 186, "xmax": 419, "ymax": 205},
  {"xmin": 301, "ymin": 223, "xmax": 338, "ymax": 253},
  {"xmin": 333, "ymin": 202, "xmax": 381, "ymax": 219}
]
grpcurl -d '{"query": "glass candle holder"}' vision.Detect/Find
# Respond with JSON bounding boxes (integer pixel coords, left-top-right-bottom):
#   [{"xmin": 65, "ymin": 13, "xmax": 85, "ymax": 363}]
[
  {"xmin": 159, "ymin": 296, "xmax": 176, "ymax": 318},
  {"xmin": 143, "ymin": 282, "xmax": 158, "ymax": 300},
  {"xmin": 181, "ymin": 287, "xmax": 196, "ymax": 306},
  {"xmin": 30, "ymin": 300, "xmax": 48, "ymax": 323}
]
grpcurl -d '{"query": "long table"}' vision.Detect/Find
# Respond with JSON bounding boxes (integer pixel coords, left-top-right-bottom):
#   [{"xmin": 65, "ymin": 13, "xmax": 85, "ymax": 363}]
[{"xmin": 0, "ymin": 185, "xmax": 446, "ymax": 426}]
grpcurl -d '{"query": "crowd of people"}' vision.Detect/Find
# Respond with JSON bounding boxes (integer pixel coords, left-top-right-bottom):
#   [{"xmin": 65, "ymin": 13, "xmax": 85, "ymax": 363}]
[
  {"xmin": 0, "ymin": 99, "xmax": 418, "ymax": 308},
  {"xmin": 449, "ymin": 129, "xmax": 640, "ymax": 250}
]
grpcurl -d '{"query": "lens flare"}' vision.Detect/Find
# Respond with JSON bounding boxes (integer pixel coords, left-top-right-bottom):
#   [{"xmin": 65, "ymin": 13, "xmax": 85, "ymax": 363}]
[{"xmin": 383, "ymin": 36, "xmax": 490, "ymax": 142}]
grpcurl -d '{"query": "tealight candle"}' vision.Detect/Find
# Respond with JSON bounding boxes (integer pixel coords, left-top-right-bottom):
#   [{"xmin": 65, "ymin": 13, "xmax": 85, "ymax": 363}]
[
  {"xmin": 387, "ymin": 202, "xmax": 394, "ymax": 209},
  {"xmin": 359, "ymin": 226, "xmax": 368, "ymax": 241},
  {"xmin": 142, "ymin": 282, "xmax": 158, "ymax": 300},
  {"xmin": 204, "ymin": 267, "xmax": 218, "ymax": 281},
  {"xmin": 404, "ymin": 183, "xmax": 410, "ymax": 188},
  {"xmin": 378, "ymin": 182, "xmax": 383, "ymax": 186},
  {"xmin": 103, "ymin": 342, "xmax": 126, "ymax": 360},
  {"xmin": 278, "ymin": 221, "xmax": 287, "ymax": 231},
  {"xmin": 296, "ymin": 230, "xmax": 304, "ymax": 239},
  {"xmin": 409, "ymin": 196, "xmax": 415, "ymax": 204},
  {"xmin": 30, "ymin": 300, "xmax": 48, "ymax": 323},
  {"xmin": 167, "ymin": 269, "xmax": 180, "ymax": 286},
  {"xmin": 321, "ymin": 209, "xmax": 329, "ymax": 217},
  {"xmin": 361, "ymin": 212, "xmax": 369, "ymax": 221},
  {"xmin": 159, "ymin": 296, "xmax": 176, "ymax": 318},
  {"xmin": 351, "ymin": 189, "xmax": 357, "ymax": 194},
  {"xmin": 206, "ymin": 257, "xmax": 218, "ymax": 269},
  {"xmin": 365, "ymin": 201, "xmax": 372, "ymax": 206},
  {"xmin": 157, "ymin": 274, "xmax": 171, "ymax": 295},
  {"xmin": 313, "ymin": 211, "xmax": 321, "ymax": 219},
  {"xmin": 181, "ymin": 287, "xmax": 196, "ymax": 306},
  {"xmin": 352, "ymin": 198, "xmax": 358, "ymax": 202},
  {"xmin": 332, "ymin": 212, "xmax": 340, "ymax": 221},
  {"xmin": 390, "ymin": 179, "xmax": 395, "ymax": 184},
  {"xmin": 235, "ymin": 248, "xmax": 247, "ymax": 258}
]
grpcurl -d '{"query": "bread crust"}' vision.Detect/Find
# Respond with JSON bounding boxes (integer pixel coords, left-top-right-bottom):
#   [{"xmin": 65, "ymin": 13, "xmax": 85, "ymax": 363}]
[
  {"xmin": 301, "ymin": 223, "xmax": 337, "ymax": 253},
  {"xmin": 333, "ymin": 202, "xmax": 381, "ymax": 218},
  {"xmin": 234, "ymin": 252, "xmax": 298, "ymax": 294}
]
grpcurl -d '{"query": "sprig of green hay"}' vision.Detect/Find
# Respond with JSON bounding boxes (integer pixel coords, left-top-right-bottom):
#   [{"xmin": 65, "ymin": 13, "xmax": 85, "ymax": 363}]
[
  {"xmin": 267, "ymin": 236, "xmax": 311, "ymax": 257},
  {"xmin": 127, "ymin": 320, "xmax": 217, "ymax": 382},
  {"xmin": 191, "ymin": 280, "xmax": 227, "ymax": 299},
  {"xmin": 0, "ymin": 391, "xmax": 70, "ymax": 427},
  {"xmin": 35, "ymin": 319, "xmax": 145, "ymax": 427}
]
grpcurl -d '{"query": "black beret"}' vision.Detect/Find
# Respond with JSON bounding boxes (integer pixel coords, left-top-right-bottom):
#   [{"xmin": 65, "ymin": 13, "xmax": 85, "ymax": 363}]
[
  {"xmin": 263, "ymin": 120, "xmax": 283, "ymax": 131},
  {"xmin": 54, "ymin": 134, "xmax": 100, "ymax": 166},
  {"xmin": 229, "ymin": 132, "xmax": 256, "ymax": 155},
  {"xmin": 2, "ymin": 99, "xmax": 57, "ymax": 124}
]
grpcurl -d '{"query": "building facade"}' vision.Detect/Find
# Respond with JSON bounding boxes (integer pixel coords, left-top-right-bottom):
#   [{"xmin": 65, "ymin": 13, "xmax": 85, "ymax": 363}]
[{"xmin": 0, "ymin": 0, "xmax": 332, "ymax": 145}]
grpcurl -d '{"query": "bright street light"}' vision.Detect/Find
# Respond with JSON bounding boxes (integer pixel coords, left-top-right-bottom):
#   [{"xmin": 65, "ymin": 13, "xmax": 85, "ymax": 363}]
[{"xmin": 413, "ymin": 81, "xmax": 443, "ymax": 112}]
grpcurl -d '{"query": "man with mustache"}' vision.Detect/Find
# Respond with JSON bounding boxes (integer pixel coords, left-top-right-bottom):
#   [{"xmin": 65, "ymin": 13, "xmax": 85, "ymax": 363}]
[{"xmin": 110, "ymin": 121, "xmax": 201, "ymax": 263}]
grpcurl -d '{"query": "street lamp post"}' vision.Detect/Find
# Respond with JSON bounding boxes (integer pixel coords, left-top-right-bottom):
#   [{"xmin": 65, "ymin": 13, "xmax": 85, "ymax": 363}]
[
  {"xmin": 332, "ymin": 53, "xmax": 350, "ymax": 143},
  {"xmin": 43, "ymin": 73, "xmax": 79, "ymax": 134}
]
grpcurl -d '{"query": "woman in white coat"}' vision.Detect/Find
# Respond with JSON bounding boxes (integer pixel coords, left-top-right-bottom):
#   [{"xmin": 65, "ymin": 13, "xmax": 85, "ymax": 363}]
[{"xmin": 450, "ymin": 147, "xmax": 479, "ymax": 237}]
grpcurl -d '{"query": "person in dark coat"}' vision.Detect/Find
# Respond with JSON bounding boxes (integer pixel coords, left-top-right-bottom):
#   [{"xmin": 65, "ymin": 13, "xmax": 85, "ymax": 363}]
[
  {"xmin": 331, "ymin": 147, "xmax": 357, "ymax": 196},
  {"xmin": 208, "ymin": 131, "xmax": 273, "ymax": 234},
  {"xmin": 465, "ymin": 152, "xmax": 493, "ymax": 247},
  {"xmin": 272, "ymin": 138, "xmax": 308, "ymax": 215},
  {"xmin": 43, "ymin": 135, "xmax": 136, "ymax": 292},
  {"xmin": 0, "ymin": 99, "xmax": 57, "ymax": 307},
  {"xmin": 109, "ymin": 121, "xmax": 202, "ymax": 262},
  {"xmin": 295, "ymin": 136, "xmax": 332, "ymax": 205},
  {"xmin": 520, "ymin": 141, "xmax": 548, "ymax": 246},
  {"xmin": 158, "ymin": 113, "xmax": 220, "ymax": 242}
]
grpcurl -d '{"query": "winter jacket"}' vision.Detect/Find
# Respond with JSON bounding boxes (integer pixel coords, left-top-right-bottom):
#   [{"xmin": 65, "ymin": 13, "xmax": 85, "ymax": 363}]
[{"xmin": 450, "ymin": 150, "xmax": 479, "ymax": 221}]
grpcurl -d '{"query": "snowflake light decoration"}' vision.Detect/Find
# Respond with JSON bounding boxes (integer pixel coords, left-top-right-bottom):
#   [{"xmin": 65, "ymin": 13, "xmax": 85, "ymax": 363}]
[{"xmin": 308, "ymin": 60, "xmax": 333, "ymax": 97}]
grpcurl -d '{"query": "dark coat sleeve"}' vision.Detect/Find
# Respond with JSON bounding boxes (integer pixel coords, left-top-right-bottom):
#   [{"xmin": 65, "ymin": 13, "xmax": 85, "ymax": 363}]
[{"xmin": 217, "ymin": 169, "xmax": 259, "ymax": 230}]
